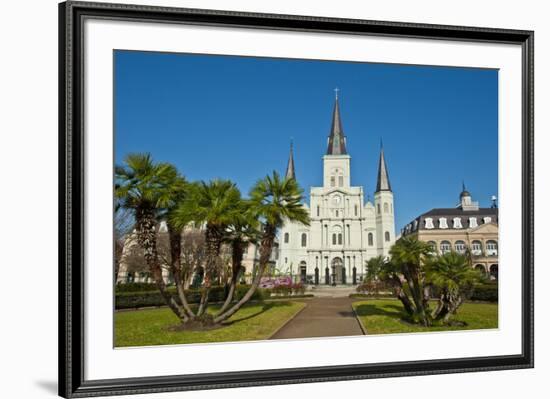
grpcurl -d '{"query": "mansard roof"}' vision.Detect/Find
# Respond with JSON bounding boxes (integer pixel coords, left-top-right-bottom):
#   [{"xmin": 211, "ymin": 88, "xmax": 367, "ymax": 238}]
[{"xmin": 402, "ymin": 207, "xmax": 499, "ymax": 235}]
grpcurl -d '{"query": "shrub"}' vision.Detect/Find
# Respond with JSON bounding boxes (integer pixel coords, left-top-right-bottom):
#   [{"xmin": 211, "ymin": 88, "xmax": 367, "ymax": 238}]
[
  {"xmin": 470, "ymin": 283, "xmax": 498, "ymax": 302},
  {"xmin": 115, "ymin": 284, "xmax": 270, "ymax": 309},
  {"xmin": 115, "ymin": 282, "xmax": 158, "ymax": 293}
]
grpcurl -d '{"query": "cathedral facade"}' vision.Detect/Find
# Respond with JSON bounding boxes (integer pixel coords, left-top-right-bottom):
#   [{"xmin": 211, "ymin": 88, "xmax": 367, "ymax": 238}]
[{"xmin": 277, "ymin": 95, "xmax": 396, "ymax": 285}]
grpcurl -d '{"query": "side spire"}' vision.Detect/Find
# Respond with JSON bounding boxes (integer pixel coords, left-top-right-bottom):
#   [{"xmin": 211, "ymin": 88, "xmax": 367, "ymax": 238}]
[
  {"xmin": 285, "ymin": 139, "xmax": 296, "ymax": 180},
  {"xmin": 326, "ymin": 89, "xmax": 347, "ymax": 155},
  {"xmin": 376, "ymin": 143, "xmax": 392, "ymax": 192}
]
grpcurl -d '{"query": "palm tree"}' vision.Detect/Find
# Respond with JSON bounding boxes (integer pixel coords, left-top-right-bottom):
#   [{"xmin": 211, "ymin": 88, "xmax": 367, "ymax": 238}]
[
  {"xmin": 389, "ymin": 236, "xmax": 434, "ymax": 326},
  {"xmin": 218, "ymin": 203, "xmax": 261, "ymax": 313},
  {"xmin": 115, "ymin": 153, "xmax": 188, "ymax": 320},
  {"xmin": 425, "ymin": 251, "xmax": 484, "ymax": 323},
  {"xmin": 171, "ymin": 179, "xmax": 242, "ymax": 318},
  {"xmin": 213, "ymin": 171, "xmax": 310, "ymax": 323}
]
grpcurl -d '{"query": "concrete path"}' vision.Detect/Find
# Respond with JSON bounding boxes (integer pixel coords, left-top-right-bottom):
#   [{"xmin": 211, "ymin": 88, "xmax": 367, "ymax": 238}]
[{"xmin": 270, "ymin": 297, "xmax": 364, "ymax": 339}]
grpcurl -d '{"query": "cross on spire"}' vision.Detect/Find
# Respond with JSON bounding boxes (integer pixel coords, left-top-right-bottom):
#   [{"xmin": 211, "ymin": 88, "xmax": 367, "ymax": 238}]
[{"xmin": 334, "ymin": 87, "xmax": 339, "ymax": 100}]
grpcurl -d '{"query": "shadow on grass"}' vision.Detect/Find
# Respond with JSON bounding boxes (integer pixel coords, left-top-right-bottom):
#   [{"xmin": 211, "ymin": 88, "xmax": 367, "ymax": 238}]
[
  {"xmin": 222, "ymin": 301, "xmax": 293, "ymax": 325},
  {"xmin": 354, "ymin": 303, "xmax": 406, "ymax": 318}
]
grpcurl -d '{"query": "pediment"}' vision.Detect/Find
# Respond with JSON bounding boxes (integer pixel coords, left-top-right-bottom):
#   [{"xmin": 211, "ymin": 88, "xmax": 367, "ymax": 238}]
[{"xmin": 469, "ymin": 222, "xmax": 498, "ymax": 234}]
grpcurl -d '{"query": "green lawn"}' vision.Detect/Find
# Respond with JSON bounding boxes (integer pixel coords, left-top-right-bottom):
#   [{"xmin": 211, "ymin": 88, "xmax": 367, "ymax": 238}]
[
  {"xmin": 115, "ymin": 301, "xmax": 305, "ymax": 347},
  {"xmin": 353, "ymin": 299, "xmax": 498, "ymax": 335}
]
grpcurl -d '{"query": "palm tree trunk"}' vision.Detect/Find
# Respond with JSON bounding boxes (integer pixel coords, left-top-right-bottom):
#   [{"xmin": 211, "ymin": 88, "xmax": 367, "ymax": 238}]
[
  {"xmin": 218, "ymin": 242, "xmax": 244, "ymax": 314},
  {"xmin": 197, "ymin": 226, "xmax": 221, "ymax": 317},
  {"xmin": 167, "ymin": 225, "xmax": 195, "ymax": 319},
  {"xmin": 214, "ymin": 226, "xmax": 274, "ymax": 323},
  {"xmin": 135, "ymin": 207, "xmax": 187, "ymax": 322}
]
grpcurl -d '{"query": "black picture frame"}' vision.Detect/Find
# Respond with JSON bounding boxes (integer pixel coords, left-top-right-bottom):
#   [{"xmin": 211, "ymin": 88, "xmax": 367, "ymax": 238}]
[{"xmin": 59, "ymin": 1, "xmax": 534, "ymax": 397}]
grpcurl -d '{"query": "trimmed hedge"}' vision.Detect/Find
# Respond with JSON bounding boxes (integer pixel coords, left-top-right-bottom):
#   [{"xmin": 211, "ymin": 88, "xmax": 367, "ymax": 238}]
[
  {"xmin": 115, "ymin": 285, "xmax": 271, "ymax": 309},
  {"xmin": 115, "ymin": 282, "xmax": 158, "ymax": 293},
  {"xmin": 470, "ymin": 283, "xmax": 498, "ymax": 302}
]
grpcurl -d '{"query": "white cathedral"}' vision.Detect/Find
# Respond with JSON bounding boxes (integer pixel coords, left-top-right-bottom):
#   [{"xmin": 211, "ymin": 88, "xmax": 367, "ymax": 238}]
[{"xmin": 277, "ymin": 93, "xmax": 396, "ymax": 285}]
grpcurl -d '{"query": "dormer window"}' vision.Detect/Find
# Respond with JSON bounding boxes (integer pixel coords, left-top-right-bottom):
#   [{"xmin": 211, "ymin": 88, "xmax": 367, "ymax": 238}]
[
  {"xmin": 469, "ymin": 217, "xmax": 478, "ymax": 228},
  {"xmin": 413, "ymin": 220, "xmax": 418, "ymax": 230},
  {"xmin": 424, "ymin": 218, "xmax": 434, "ymax": 229},
  {"xmin": 453, "ymin": 217, "xmax": 462, "ymax": 229},
  {"xmin": 483, "ymin": 217, "xmax": 492, "ymax": 224},
  {"xmin": 439, "ymin": 218, "xmax": 448, "ymax": 229}
]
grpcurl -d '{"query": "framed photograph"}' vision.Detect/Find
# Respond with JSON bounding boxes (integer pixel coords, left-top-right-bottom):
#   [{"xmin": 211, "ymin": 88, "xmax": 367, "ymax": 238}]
[{"xmin": 59, "ymin": 1, "xmax": 534, "ymax": 397}]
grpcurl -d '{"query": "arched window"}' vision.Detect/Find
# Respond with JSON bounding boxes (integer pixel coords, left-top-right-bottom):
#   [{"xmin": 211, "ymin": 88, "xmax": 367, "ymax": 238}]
[
  {"xmin": 427, "ymin": 241, "xmax": 437, "ymax": 253},
  {"xmin": 316, "ymin": 206, "xmax": 320, "ymax": 217},
  {"xmin": 368, "ymin": 233, "xmax": 373, "ymax": 246},
  {"xmin": 440, "ymin": 240, "xmax": 451, "ymax": 254},
  {"xmin": 471, "ymin": 240, "xmax": 482, "ymax": 255},
  {"xmin": 354, "ymin": 204, "xmax": 358, "ymax": 216},
  {"xmin": 486, "ymin": 240, "xmax": 498, "ymax": 256},
  {"xmin": 284, "ymin": 232, "xmax": 289, "ymax": 243},
  {"xmin": 384, "ymin": 203, "xmax": 389, "ymax": 213},
  {"xmin": 384, "ymin": 231, "xmax": 390, "ymax": 242},
  {"xmin": 377, "ymin": 204, "xmax": 381, "ymax": 214},
  {"xmin": 490, "ymin": 264, "xmax": 498, "ymax": 280},
  {"xmin": 301, "ymin": 233, "xmax": 307, "ymax": 247},
  {"xmin": 332, "ymin": 233, "xmax": 337, "ymax": 245},
  {"xmin": 475, "ymin": 264, "xmax": 486, "ymax": 275},
  {"xmin": 455, "ymin": 240, "xmax": 466, "ymax": 253},
  {"xmin": 330, "ymin": 176, "xmax": 335, "ymax": 187},
  {"xmin": 335, "ymin": 210, "xmax": 339, "ymax": 217},
  {"xmin": 338, "ymin": 233, "xmax": 343, "ymax": 245},
  {"xmin": 338, "ymin": 176, "xmax": 344, "ymax": 187}
]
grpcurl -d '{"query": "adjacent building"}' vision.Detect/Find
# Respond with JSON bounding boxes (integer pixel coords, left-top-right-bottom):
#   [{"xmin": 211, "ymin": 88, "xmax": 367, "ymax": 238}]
[{"xmin": 401, "ymin": 184, "xmax": 499, "ymax": 280}]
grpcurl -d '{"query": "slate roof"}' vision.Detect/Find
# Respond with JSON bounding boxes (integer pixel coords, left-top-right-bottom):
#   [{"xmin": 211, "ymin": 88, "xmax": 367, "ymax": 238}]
[{"xmin": 403, "ymin": 207, "xmax": 499, "ymax": 235}]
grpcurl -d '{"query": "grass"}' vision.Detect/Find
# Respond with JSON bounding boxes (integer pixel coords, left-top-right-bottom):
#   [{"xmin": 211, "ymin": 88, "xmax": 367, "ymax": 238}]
[
  {"xmin": 115, "ymin": 301, "xmax": 305, "ymax": 347},
  {"xmin": 353, "ymin": 299, "xmax": 498, "ymax": 335}
]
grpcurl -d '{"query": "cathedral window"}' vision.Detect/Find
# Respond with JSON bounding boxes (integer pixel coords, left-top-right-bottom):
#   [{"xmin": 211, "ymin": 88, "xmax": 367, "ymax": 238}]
[
  {"xmin": 469, "ymin": 217, "xmax": 478, "ymax": 228},
  {"xmin": 338, "ymin": 233, "xmax": 343, "ymax": 245},
  {"xmin": 338, "ymin": 175, "xmax": 344, "ymax": 187},
  {"xmin": 384, "ymin": 231, "xmax": 390, "ymax": 242},
  {"xmin": 439, "ymin": 218, "xmax": 448, "ymax": 229},
  {"xmin": 453, "ymin": 217, "xmax": 463, "ymax": 229},
  {"xmin": 354, "ymin": 204, "xmax": 358, "ymax": 216},
  {"xmin": 368, "ymin": 233, "xmax": 373, "ymax": 246},
  {"xmin": 384, "ymin": 203, "xmax": 389, "ymax": 213},
  {"xmin": 332, "ymin": 234, "xmax": 337, "ymax": 245},
  {"xmin": 284, "ymin": 232, "xmax": 289, "ymax": 243},
  {"xmin": 301, "ymin": 233, "xmax": 307, "ymax": 247},
  {"xmin": 377, "ymin": 204, "xmax": 381, "ymax": 214},
  {"xmin": 424, "ymin": 218, "xmax": 434, "ymax": 229},
  {"xmin": 330, "ymin": 176, "xmax": 335, "ymax": 187},
  {"xmin": 317, "ymin": 206, "xmax": 320, "ymax": 217},
  {"xmin": 335, "ymin": 210, "xmax": 339, "ymax": 217}
]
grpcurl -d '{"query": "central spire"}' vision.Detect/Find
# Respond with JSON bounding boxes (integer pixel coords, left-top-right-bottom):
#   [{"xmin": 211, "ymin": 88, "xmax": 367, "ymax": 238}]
[
  {"xmin": 326, "ymin": 90, "xmax": 347, "ymax": 155},
  {"xmin": 285, "ymin": 139, "xmax": 296, "ymax": 180}
]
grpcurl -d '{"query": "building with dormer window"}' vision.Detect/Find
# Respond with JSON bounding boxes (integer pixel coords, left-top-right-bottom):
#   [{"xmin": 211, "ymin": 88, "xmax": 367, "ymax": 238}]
[{"xmin": 401, "ymin": 184, "xmax": 499, "ymax": 280}]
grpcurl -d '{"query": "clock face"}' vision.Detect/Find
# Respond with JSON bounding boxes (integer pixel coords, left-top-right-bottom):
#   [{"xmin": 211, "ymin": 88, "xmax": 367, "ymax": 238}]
[{"xmin": 332, "ymin": 195, "xmax": 341, "ymax": 205}]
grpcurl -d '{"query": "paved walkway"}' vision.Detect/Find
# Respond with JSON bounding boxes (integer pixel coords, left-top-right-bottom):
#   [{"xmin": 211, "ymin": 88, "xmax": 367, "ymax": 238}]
[{"xmin": 270, "ymin": 297, "xmax": 364, "ymax": 339}]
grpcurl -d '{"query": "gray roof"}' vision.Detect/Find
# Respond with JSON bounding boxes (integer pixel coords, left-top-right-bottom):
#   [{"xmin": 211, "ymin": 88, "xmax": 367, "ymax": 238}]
[
  {"xmin": 326, "ymin": 97, "xmax": 348, "ymax": 155},
  {"xmin": 376, "ymin": 146, "xmax": 392, "ymax": 192},
  {"xmin": 285, "ymin": 141, "xmax": 296, "ymax": 180},
  {"xmin": 402, "ymin": 207, "xmax": 499, "ymax": 235}
]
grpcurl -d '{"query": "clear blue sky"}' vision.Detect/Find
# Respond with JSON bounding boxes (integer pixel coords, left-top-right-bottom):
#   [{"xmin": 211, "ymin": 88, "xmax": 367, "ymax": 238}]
[{"xmin": 114, "ymin": 50, "xmax": 498, "ymax": 231}]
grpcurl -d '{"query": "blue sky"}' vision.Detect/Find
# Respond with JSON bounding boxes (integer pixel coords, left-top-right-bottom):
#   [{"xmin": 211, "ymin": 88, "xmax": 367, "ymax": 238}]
[{"xmin": 114, "ymin": 50, "xmax": 498, "ymax": 231}]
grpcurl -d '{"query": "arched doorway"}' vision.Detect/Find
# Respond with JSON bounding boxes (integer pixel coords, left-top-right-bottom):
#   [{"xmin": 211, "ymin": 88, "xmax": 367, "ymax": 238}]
[
  {"xmin": 474, "ymin": 264, "xmax": 486, "ymax": 276},
  {"xmin": 331, "ymin": 257, "xmax": 343, "ymax": 285},
  {"xmin": 490, "ymin": 264, "xmax": 498, "ymax": 281},
  {"xmin": 299, "ymin": 261, "xmax": 307, "ymax": 283}
]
